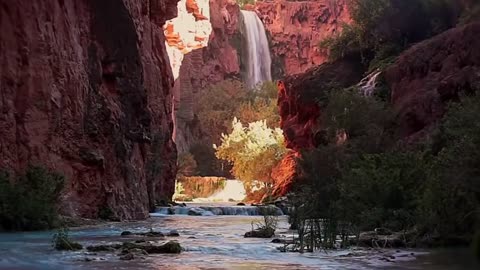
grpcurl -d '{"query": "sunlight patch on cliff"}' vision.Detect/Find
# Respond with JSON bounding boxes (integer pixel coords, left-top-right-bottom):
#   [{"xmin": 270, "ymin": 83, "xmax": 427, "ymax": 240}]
[{"xmin": 164, "ymin": 0, "xmax": 212, "ymax": 79}]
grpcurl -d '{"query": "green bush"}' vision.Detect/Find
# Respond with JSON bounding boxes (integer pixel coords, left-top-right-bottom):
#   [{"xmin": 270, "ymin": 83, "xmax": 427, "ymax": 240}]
[
  {"xmin": 0, "ymin": 166, "xmax": 65, "ymax": 231},
  {"xmin": 290, "ymin": 90, "xmax": 479, "ymax": 249}
]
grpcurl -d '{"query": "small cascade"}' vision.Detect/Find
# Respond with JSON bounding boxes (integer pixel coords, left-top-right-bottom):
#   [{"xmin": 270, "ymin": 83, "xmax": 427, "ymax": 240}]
[
  {"xmin": 358, "ymin": 70, "xmax": 382, "ymax": 96},
  {"xmin": 151, "ymin": 205, "xmax": 284, "ymax": 217},
  {"xmin": 241, "ymin": 10, "xmax": 272, "ymax": 89},
  {"xmin": 193, "ymin": 180, "xmax": 246, "ymax": 202}
]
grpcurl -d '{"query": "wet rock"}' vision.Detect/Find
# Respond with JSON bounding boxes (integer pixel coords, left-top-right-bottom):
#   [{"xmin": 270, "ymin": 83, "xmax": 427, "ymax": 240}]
[
  {"xmin": 135, "ymin": 239, "xmax": 146, "ymax": 243},
  {"xmin": 271, "ymin": 238, "xmax": 294, "ymax": 244},
  {"xmin": 54, "ymin": 238, "xmax": 83, "ymax": 251},
  {"xmin": 244, "ymin": 228, "xmax": 275, "ymax": 238},
  {"xmin": 138, "ymin": 231, "xmax": 165, "ymax": 237},
  {"xmin": 166, "ymin": 230, "xmax": 180, "ymax": 237},
  {"xmin": 188, "ymin": 209, "xmax": 203, "ymax": 216},
  {"xmin": 121, "ymin": 248, "xmax": 148, "ymax": 256},
  {"xmin": 236, "ymin": 203, "xmax": 246, "ymax": 206},
  {"xmin": 119, "ymin": 253, "xmax": 135, "ymax": 261},
  {"xmin": 86, "ymin": 244, "xmax": 121, "ymax": 252},
  {"xmin": 121, "ymin": 231, "xmax": 133, "ymax": 236},
  {"xmin": 141, "ymin": 241, "xmax": 182, "ymax": 254}
]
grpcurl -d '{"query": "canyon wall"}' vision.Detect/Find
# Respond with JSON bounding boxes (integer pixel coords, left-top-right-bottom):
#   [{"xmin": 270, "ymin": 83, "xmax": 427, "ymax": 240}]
[
  {"xmin": 274, "ymin": 21, "xmax": 480, "ymax": 194},
  {"xmin": 256, "ymin": 0, "xmax": 350, "ymax": 78},
  {"xmin": 170, "ymin": 0, "xmax": 241, "ymax": 153},
  {"xmin": 385, "ymin": 21, "xmax": 480, "ymax": 141},
  {"xmin": 0, "ymin": 0, "xmax": 179, "ymax": 220}
]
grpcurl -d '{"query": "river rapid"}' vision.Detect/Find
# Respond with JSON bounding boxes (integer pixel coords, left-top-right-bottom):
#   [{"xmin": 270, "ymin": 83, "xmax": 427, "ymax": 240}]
[{"xmin": 0, "ymin": 205, "xmax": 478, "ymax": 270}]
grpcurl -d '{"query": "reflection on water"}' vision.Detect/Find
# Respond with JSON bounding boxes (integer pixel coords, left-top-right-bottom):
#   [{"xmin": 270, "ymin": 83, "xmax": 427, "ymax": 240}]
[{"xmin": 0, "ymin": 215, "xmax": 478, "ymax": 270}]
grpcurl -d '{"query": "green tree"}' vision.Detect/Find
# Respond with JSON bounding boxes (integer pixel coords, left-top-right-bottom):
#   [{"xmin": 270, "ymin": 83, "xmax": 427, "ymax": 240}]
[{"xmin": 0, "ymin": 166, "xmax": 65, "ymax": 231}]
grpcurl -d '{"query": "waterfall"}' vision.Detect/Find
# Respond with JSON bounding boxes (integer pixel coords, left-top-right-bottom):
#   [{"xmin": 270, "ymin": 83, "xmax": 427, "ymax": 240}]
[
  {"xmin": 241, "ymin": 10, "xmax": 272, "ymax": 89},
  {"xmin": 358, "ymin": 70, "xmax": 382, "ymax": 96}
]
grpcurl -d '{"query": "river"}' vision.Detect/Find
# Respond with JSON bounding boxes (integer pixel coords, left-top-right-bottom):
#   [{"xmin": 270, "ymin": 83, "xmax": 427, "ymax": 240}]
[{"xmin": 0, "ymin": 206, "xmax": 478, "ymax": 270}]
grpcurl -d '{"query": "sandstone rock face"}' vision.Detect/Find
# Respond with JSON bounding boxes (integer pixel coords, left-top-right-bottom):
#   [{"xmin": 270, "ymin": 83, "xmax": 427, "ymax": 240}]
[
  {"xmin": 0, "ymin": 0, "xmax": 179, "ymax": 220},
  {"xmin": 273, "ymin": 58, "xmax": 365, "ymax": 195},
  {"xmin": 164, "ymin": 0, "xmax": 212, "ymax": 79},
  {"xmin": 256, "ymin": 0, "xmax": 350, "ymax": 77},
  {"xmin": 385, "ymin": 22, "xmax": 480, "ymax": 140},
  {"xmin": 278, "ymin": 58, "xmax": 365, "ymax": 151},
  {"xmin": 173, "ymin": 0, "xmax": 241, "ymax": 153}
]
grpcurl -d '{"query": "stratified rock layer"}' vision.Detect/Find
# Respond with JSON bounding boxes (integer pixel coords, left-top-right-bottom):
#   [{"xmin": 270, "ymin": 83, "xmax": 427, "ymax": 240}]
[
  {"xmin": 256, "ymin": 0, "xmax": 350, "ymax": 77},
  {"xmin": 0, "ymin": 0, "xmax": 179, "ymax": 220},
  {"xmin": 386, "ymin": 22, "xmax": 480, "ymax": 140}
]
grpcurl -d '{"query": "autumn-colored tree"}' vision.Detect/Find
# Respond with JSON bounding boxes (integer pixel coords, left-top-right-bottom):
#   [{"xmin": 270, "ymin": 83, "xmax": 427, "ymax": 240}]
[{"xmin": 215, "ymin": 118, "xmax": 287, "ymax": 200}]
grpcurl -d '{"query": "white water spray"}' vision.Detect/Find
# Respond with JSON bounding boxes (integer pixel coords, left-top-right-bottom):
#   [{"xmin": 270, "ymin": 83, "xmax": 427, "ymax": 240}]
[
  {"xmin": 358, "ymin": 70, "xmax": 382, "ymax": 96},
  {"xmin": 241, "ymin": 10, "xmax": 272, "ymax": 89}
]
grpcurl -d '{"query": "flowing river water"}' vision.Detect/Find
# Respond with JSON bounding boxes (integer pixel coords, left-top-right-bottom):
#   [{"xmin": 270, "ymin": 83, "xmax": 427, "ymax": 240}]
[{"xmin": 0, "ymin": 205, "xmax": 478, "ymax": 270}]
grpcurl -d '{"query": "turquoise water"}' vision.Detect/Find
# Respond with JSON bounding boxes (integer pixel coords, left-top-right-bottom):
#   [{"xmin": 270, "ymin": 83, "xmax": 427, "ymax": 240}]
[{"xmin": 0, "ymin": 215, "xmax": 478, "ymax": 270}]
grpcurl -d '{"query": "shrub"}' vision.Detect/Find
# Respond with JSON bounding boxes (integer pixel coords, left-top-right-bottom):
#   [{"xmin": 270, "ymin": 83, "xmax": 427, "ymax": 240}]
[
  {"xmin": 0, "ymin": 166, "xmax": 65, "ymax": 231},
  {"xmin": 52, "ymin": 227, "xmax": 83, "ymax": 251}
]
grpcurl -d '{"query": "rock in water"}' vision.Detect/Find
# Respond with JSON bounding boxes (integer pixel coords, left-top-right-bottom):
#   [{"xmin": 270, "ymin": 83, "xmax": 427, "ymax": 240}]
[
  {"xmin": 119, "ymin": 253, "xmax": 135, "ymax": 261},
  {"xmin": 167, "ymin": 230, "xmax": 180, "ymax": 237},
  {"xmin": 143, "ymin": 241, "xmax": 182, "ymax": 254},
  {"xmin": 244, "ymin": 228, "xmax": 275, "ymax": 238}
]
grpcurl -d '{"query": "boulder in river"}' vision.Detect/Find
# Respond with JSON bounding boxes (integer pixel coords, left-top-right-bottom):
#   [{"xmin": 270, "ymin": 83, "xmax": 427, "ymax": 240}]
[
  {"xmin": 87, "ymin": 244, "xmax": 121, "ymax": 252},
  {"xmin": 244, "ymin": 227, "xmax": 275, "ymax": 238},
  {"xmin": 86, "ymin": 241, "xmax": 182, "ymax": 254},
  {"xmin": 188, "ymin": 208, "xmax": 203, "ymax": 216},
  {"xmin": 166, "ymin": 230, "xmax": 180, "ymax": 237},
  {"xmin": 53, "ymin": 236, "xmax": 83, "ymax": 251},
  {"xmin": 119, "ymin": 253, "xmax": 135, "ymax": 260}
]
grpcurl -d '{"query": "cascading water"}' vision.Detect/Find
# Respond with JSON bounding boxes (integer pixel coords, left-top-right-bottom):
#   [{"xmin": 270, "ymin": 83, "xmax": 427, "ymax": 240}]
[
  {"xmin": 241, "ymin": 10, "xmax": 272, "ymax": 89},
  {"xmin": 358, "ymin": 69, "xmax": 382, "ymax": 96}
]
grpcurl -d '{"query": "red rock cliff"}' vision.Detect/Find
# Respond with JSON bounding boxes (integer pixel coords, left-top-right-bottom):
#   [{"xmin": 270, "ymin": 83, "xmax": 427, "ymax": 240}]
[
  {"xmin": 272, "ymin": 57, "xmax": 364, "ymax": 194},
  {"xmin": 172, "ymin": 0, "xmax": 241, "ymax": 153},
  {"xmin": 385, "ymin": 22, "xmax": 480, "ymax": 141},
  {"xmin": 256, "ymin": 0, "xmax": 350, "ymax": 77},
  {"xmin": 0, "ymin": 0, "xmax": 179, "ymax": 220}
]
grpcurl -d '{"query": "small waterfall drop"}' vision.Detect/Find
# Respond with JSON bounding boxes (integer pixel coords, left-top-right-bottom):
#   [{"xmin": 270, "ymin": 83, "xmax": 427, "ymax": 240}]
[
  {"xmin": 241, "ymin": 10, "xmax": 272, "ymax": 89},
  {"xmin": 358, "ymin": 70, "xmax": 382, "ymax": 96}
]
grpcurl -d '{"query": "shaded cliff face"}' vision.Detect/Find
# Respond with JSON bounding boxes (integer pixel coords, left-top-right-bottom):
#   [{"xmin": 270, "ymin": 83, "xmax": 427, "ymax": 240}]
[
  {"xmin": 172, "ymin": 0, "xmax": 241, "ymax": 153},
  {"xmin": 278, "ymin": 59, "xmax": 365, "ymax": 151},
  {"xmin": 386, "ymin": 22, "xmax": 480, "ymax": 140},
  {"xmin": 274, "ymin": 21, "xmax": 480, "ymax": 195},
  {"xmin": 273, "ymin": 58, "xmax": 364, "ymax": 194},
  {"xmin": 256, "ymin": 0, "xmax": 350, "ymax": 77},
  {"xmin": 0, "ymin": 0, "xmax": 178, "ymax": 220}
]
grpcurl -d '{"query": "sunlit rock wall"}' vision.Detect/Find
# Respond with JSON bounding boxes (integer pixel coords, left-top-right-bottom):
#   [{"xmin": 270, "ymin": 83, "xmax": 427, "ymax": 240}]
[{"xmin": 256, "ymin": 0, "xmax": 351, "ymax": 77}]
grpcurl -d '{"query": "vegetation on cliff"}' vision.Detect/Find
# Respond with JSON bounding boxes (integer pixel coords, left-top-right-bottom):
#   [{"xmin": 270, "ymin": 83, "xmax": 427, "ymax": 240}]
[
  {"xmin": 320, "ymin": 0, "xmax": 467, "ymax": 70},
  {"xmin": 287, "ymin": 0, "xmax": 480, "ymax": 252},
  {"xmin": 290, "ymin": 88, "xmax": 479, "ymax": 250},
  {"xmin": 0, "ymin": 166, "xmax": 65, "ymax": 231}
]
